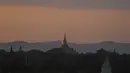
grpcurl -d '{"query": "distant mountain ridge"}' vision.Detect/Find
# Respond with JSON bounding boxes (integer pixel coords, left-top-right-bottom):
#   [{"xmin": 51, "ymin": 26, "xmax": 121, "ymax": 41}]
[{"xmin": 0, "ymin": 41, "xmax": 130, "ymax": 54}]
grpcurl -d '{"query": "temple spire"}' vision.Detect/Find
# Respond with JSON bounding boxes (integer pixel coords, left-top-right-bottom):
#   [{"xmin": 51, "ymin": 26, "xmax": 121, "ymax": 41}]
[
  {"xmin": 10, "ymin": 46, "xmax": 14, "ymax": 53},
  {"xmin": 19, "ymin": 45, "xmax": 23, "ymax": 52},
  {"xmin": 113, "ymin": 48, "xmax": 116, "ymax": 53},
  {"xmin": 63, "ymin": 33, "xmax": 67, "ymax": 45},
  {"xmin": 61, "ymin": 33, "xmax": 69, "ymax": 48}
]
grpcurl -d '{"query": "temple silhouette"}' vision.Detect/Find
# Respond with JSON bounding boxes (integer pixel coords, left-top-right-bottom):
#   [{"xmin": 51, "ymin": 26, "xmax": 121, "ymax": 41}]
[{"xmin": 47, "ymin": 33, "xmax": 77, "ymax": 54}]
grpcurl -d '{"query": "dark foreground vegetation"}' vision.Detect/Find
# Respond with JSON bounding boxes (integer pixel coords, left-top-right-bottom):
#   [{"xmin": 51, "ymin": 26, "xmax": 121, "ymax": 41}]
[{"xmin": 0, "ymin": 48, "xmax": 130, "ymax": 73}]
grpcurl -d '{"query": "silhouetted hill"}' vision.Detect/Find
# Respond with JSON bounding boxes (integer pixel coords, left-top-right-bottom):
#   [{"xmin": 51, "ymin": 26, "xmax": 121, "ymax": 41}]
[{"xmin": 0, "ymin": 41, "xmax": 130, "ymax": 54}]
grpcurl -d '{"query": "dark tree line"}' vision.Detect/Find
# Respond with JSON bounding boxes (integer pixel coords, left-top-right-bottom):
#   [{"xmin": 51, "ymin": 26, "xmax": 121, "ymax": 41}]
[{"xmin": 0, "ymin": 48, "xmax": 130, "ymax": 73}]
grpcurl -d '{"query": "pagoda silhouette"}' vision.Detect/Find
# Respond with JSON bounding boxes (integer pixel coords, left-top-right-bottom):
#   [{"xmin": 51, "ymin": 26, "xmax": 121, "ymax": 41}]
[
  {"xmin": 60, "ymin": 33, "xmax": 69, "ymax": 48},
  {"xmin": 47, "ymin": 33, "xmax": 77, "ymax": 54}
]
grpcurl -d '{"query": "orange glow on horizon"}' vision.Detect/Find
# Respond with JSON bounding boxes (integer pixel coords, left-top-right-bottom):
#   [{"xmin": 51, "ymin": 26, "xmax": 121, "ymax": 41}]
[{"xmin": 0, "ymin": 5, "xmax": 130, "ymax": 43}]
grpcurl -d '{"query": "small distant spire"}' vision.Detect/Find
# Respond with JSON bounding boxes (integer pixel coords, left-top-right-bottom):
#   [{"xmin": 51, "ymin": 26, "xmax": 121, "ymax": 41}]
[
  {"xmin": 63, "ymin": 33, "xmax": 67, "ymax": 44},
  {"xmin": 10, "ymin": 46, "xmax": 14, "ymax": 53},
  {"xmin": 19, "ymin": 45, "xmax": 22, "ymax": 52},
  {"xmin": 113, "ymin": 48, "xmax": 116, "ymax": 52}
]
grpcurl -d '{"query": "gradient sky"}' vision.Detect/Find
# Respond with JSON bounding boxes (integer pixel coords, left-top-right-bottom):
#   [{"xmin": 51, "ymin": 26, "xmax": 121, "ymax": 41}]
[{"xmin": 0, "ymin": 0, "xmax": 130, "ymax": 43}]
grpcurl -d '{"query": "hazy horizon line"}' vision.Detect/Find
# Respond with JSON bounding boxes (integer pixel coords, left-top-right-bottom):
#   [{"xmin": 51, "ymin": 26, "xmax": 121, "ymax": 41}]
[{"xmin": 0, "ymin": 40, "xmax": 130, "ymax": 44}]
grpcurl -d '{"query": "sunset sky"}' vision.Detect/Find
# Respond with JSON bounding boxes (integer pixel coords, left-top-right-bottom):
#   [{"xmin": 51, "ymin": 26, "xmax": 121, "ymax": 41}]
[{"xmin": 0, "ymin": 0, "xmax": 130, "ymax": 43}]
